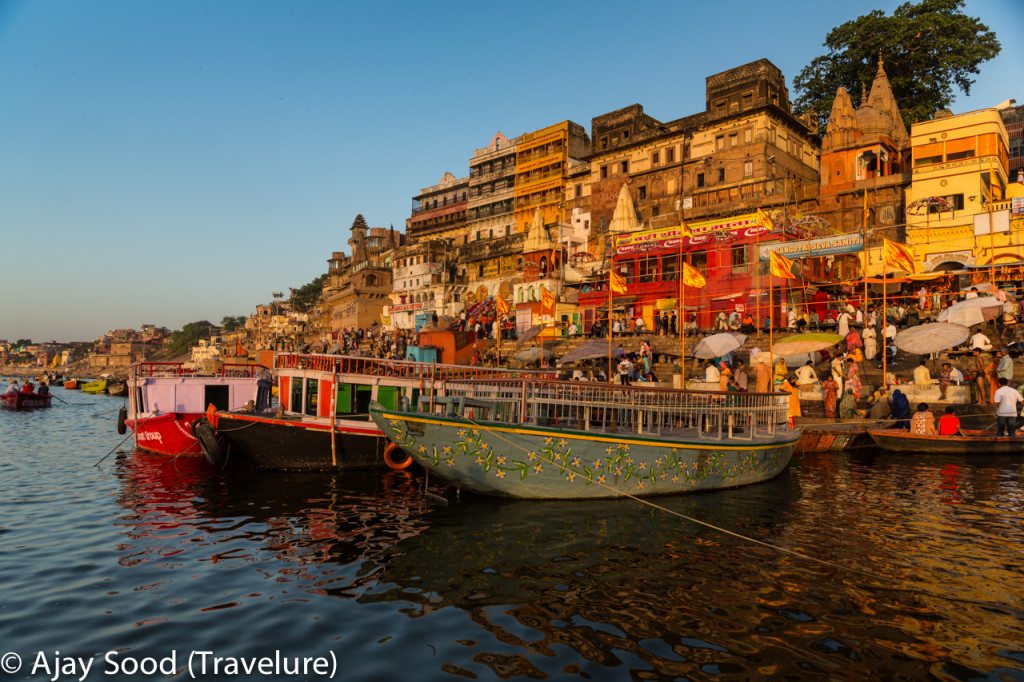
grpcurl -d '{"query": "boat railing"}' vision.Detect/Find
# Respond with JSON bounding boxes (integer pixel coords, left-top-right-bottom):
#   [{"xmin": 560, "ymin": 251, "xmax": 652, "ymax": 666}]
[
  {"xmin": 274, "ymin": 353, "xmax": 558, "ymax": 382},
  {"xmin": 129, "ymin": 362, "xmax": 269, "ymax": 379},
  {"xmin": 426, "ymin": 378, "xmax": 790, "ymax": 441}
]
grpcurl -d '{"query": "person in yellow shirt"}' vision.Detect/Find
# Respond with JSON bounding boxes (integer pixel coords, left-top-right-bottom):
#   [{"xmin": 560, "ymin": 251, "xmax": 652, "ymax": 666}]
[
  {"xmin": 913, "ymin": 359, "xmax": 933, "ymax": 386},
  {"xmin": 781, "ymin": 376, "xmax": 801, "ymax": 428}
]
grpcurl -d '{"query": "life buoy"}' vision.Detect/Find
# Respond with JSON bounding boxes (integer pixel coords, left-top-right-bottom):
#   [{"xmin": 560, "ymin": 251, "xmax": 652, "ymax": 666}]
[
  {"xmin": 191, "ymin": 417, "xmax": 225, "ymax": 467},
  {"xmin": 383, "ymin": 442, "xmax": 413, "ymax": 470},
  {"xmin": 117, "ymin": 406, "xmax": 128, "ymax": 435}
]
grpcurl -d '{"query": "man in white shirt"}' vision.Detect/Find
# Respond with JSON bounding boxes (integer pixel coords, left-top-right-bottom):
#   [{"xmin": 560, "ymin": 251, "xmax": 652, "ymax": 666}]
[
  {"xmin": 795, "ymin": 360, "xmax": 818, "ymax": 386},
  {"xmin": 948, "ymin": 365, "xmax": 965, "ymax": 384},
  {"xmin": 970, "ymin": 331, "xmax": 993, "ymax": 351},
  {"xmin": 965, "ymin": 287, "xmax": 979, "ymax": 299},
  {"xmin": 992, "ymin": 378, "xmax": 1024, "ymax": 437},
  {"xmin": 836, "ymin": 310, "xmax": 852, "ymax": 337},
  {"xmin": 4, "ymin": 380, "xmax": 18, "ymax": 396},
  {"xmin": 705, "ymin": 360, "xmax": 721, "ymax": 384}
]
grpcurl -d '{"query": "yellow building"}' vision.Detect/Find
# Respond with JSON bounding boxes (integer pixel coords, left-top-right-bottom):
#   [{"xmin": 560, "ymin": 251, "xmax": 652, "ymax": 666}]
[
  {"xmin": 904, "ymin": 108, "xmax": 1013, "ymax": 272},
  {"xmin": 513, "ymin": 120, "xmax": 589, "ymax": 234}
]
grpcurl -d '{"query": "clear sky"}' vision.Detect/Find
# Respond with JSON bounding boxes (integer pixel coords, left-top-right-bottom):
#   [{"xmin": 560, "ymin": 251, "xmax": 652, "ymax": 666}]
[{"xmin": 1, "ymin": 0, "xmax": 1020, "ymax": 342}]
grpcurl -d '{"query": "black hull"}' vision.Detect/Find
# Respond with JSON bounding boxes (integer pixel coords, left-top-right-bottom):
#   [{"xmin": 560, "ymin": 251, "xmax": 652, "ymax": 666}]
[{"xmin": 217, "ymin": 415, "xmax": 387, "ymax": 470}]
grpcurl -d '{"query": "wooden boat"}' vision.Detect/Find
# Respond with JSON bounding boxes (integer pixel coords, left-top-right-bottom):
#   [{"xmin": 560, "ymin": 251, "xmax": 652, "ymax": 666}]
[
  {"xmin": 124, "ymin": 362, "xmax": 267, "ymax": 458},
  {"xmin": 370, "ymin": 380, "xmax": 797, "ymax": 499},
  {"xmin": 213, "ymin": 353, "xmax": 554, "ymax": 470},
  {"xmin": 81, "ymin": 379, "xmax": 108, "ymax": 394},
  {"xmin": 1, "ymin": 391, "xmax": 53, "ymax": 410},
  {"xmin": 106, "ymin": 380, "xmax": 127, "ymax": 396},
  {"xmin": 867, "ymin": 428, "xmax": 1024, "ymax": 455},
  {"xmin": 64, "ymin": 379, "xmax": 81, "ymax": 390}
]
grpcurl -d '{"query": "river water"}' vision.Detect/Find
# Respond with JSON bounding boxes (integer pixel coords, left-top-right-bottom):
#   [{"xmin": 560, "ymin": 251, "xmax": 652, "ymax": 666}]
[{"xmin": 1, "ymin": 388, "xmax": 1022, "ymax": 681}]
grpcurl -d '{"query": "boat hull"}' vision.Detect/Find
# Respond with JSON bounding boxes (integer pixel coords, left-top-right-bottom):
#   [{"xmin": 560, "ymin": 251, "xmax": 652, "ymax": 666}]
[
  {"xmin": 215, "ymin": 413, "xmax": 386, "ymax": 470},
  {"xmin": 1, "ymin": 393, "xmax": 53, "ymax": 410},
  {"xmin": 371, "ymin": 406, "xmax": 796, "ymax": 499},
  {"xmin": 81, "ymin": 380, "xmax": 108, "ymax": 394},
  {"xmin": 127, "ymin": 413, "xmax": 204, "ymax": 457},
  {"xmin": 867, "ymin": 428, "xmax": 1024, "ymax": 455},
  {"xmin": 63, "ymin": 380, "xmax": 80, "ymax": 390}
]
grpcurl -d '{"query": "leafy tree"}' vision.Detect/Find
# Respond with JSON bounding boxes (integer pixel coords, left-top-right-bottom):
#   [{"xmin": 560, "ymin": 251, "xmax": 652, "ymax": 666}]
[
  {"xmin": 167, "ymin": 320, "xmax": 213, "ymax": 357},
  {"xmin": 220, "ymin": 315, "xmax": 247, "ymax": 331},
  {"xmin": 289, "ymin": 273, "xmax": 328, "ymax": 313},
  {"xmin": 14, "ymin": 339, "xmax": 31, "ymax": 349},
  {"xmin": 794, "ymin": 0, "xmax": 1000, "ymax": 129}
]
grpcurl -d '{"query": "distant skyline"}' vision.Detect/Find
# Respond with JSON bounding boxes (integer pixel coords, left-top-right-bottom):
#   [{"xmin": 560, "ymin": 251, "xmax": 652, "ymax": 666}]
[{"xmin": 1, "ymin": 0, "xmax": 1020, "ymax": 342}]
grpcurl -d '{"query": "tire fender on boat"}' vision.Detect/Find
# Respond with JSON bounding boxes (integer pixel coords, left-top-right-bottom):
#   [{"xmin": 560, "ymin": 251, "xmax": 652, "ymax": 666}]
[
  {"xmin": 191, "ymin": 417, "xmax": 224, "ymax": 467},
  {"xmin": 383, "ymin": 442, "xmax": 413, "ymax": 470},
  {"xmin": 117, "ymin": 406, "xmax": 128, "ymax": 435}
]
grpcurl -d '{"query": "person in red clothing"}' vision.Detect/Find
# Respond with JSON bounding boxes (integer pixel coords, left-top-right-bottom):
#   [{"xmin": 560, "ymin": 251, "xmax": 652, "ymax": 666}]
[
  {"xmin": 937, "ymin": 406, "xmax": 963, "ymax": 436},
  {"xmin": 20, "ymin": 381, "xmax": 34, "ymax": 394}
]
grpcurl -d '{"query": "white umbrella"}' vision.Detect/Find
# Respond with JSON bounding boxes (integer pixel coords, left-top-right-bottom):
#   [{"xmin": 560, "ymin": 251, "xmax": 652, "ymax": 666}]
[
  {"xmin": 894, "ymin": 322, "xmax": 971, "ymax": 355},
  {"xmin": 514, "ymin": 347, "xmax": 554, "ymax": 363},
  {"xmin": 937, "ymin": 298, "xmax": 1002, "ymax": 327},
  {"xmin": 692, "ymin": 333, "xmax": 745, "ymax": 359}
]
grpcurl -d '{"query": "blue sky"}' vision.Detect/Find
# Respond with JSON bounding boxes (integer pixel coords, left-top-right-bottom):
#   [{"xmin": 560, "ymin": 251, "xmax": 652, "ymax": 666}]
[{"xmin": 1, "ymin": 0, "xmax": 1020, "ymax": 342}]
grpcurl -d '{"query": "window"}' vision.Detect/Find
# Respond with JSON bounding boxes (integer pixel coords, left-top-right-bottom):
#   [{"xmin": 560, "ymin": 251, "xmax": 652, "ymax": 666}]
[
  {"xmin": 945, "ymin": 137, "xmax": 976, "ymax": 161},
  {"xmin": 621, "ymin": 160, "xmax": 629, "ymax": 173},
  {"xmin": 623, "ymin": 129, "xmax": 630, "ymax": 139},
  {"xmin": 732, "ymin": 244, "xmax": 747, "ymax": 268},
  {"xmin": 600, "ymin": 137, "xmax": 608, "ymax": 149},
  {"xmin": 744, "ymin": 161, "xmax": 753, "ymax": 178},
  {"xmin": 729, "ymin": 133, "xmax": 738, "ymax": 147},
  {"xmin": 651, "ymin": 205, "xmax": 660, "ymax": 217},
  {"xmin": 696, "ymin": 172, "xmax": 705, "ymax": 188},
  {"xmin": 691, "ymin": 251, "xmax": 707, "ymax": 273},
  {"xmin": 600, "ymin": 165, "xmax": 608, "ymax": 179},
  {"xmin": 667, "ymin": 147, "xmax": 675, "ymax": 163},
  {"xmin": 652, "ymin": 151, "xmax": 660, "ymax": 164},
  {"xmin": 716, "ymin": 135, "xmax": 725, "ymax": 151},
  {"xmin": 575, "ymin": 183, "xmax": 582, "ymax": 198},
  {"xmin": 744, "ymin": 128, "xmax": 752, "ymax": 143},
  {"xmin": 742, "ymin": 93, "xmax": 753, "ymax": 110},
  {"xmin": 478, "ymin": 264, "xmax": 484, "ymax": 278},
  {"xmin": 638, "ymin": 185, "xmax": 647, "ymax": 200},
  {"xmin": 718, "ymin": 168, "xmax": 725, "ymax": 182},
  {"xmin": 730, "ymin": 101, "xmax": 739, "ymax": 113}
]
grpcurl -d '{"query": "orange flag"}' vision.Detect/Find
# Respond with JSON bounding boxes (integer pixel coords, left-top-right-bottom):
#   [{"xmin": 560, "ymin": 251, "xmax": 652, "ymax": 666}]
[
  {"xmin": 678, "ymin": 221, "xmax": 693, "ymax": 239},
  {"xmin": 609, "ymin": 271, "xmax": 628, "ymax": 295},
  {"xmin": 681, "ymin": 262, "xmax": 706, "ymax": 288},
  {"xmin": 541, "ymin": 286, "xmax": 555, "ymax": 311},
  {"xmin": 769, "ymin": 251, "xmax": 797, "ymax": 279},
  {"xmin": 883, "ymin": 238, "xmax": 917, "ymax": 274},
  {"xmin": 496, "ymin": 295, "xmax": 509, "ymax": 316},
  {"xmin": 757, "ymin": 208, "xmax": 775, "ymax": 231}
]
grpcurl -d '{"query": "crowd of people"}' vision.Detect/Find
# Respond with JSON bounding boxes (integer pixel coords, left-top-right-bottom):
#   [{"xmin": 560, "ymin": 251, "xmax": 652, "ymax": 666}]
[{"xmin": 2, "ymin": 379, "xmax": 49, "ymax": 398}]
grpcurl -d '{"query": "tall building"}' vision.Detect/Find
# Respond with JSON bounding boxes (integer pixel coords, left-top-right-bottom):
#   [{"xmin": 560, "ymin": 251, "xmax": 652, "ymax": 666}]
[
  {"xmin": 1001, "ymin": 103, "xmax": 1024, "ymax": 180},
  {"xmin": 321, "ymin": 215, "xmax": 404, "ymax": 333},
  {"xmin": 904, "ymin": 108, "xmax": 1010, "ymax": 273},
  {"xmin": 407, "ymin": 172, "xmax": 469, "ymax": 244},
  {"xmin": 466, "ymin": 132, "xmax": 519, "ymax": 244},
  {"xmin": 513, "ymin": 121, "xmax": 590, "ymax": 235}
]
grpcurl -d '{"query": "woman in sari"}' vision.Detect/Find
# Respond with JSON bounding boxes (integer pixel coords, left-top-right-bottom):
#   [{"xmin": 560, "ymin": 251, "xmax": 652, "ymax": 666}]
[
  {"xmin": 845, "ymin": 358, "xmax": 862, "ymax": 398},
  {"xmin": 891, "ymin": 389, "xmax": 912, "ymax": 429},
  {"xmin": 839, "ymin": 389, "xmax": 858, "ymax": 420},
  {"xmin": 821, "ymin": 374, "xmax": 839, "ymax": 419}
]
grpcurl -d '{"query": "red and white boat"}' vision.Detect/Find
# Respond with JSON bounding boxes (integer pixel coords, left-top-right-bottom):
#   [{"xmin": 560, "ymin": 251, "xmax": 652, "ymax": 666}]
[{"xmin": 124, "ymin": 362, "xmax": 267, "ymax": 457}]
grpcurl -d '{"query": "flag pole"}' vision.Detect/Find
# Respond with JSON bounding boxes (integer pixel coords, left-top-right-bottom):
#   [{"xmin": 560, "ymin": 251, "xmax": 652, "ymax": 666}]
[
  {"xmin": 497, "ymin": 310, "xmax": 502, "ymax": 367},
  {"xmin": 608, "ymin": 267, "xmax": 613, "ymax": 382},
  {"xmin": 882, "ymin": 241, "xmax": 888, "ymax": 390},
  {"xmin": 679, "ymin": 233, "xmax": 685, "ymax": 384},
  {"xmin": 863, "ymin": 189, "xmax": 869, "ymax": 313}
]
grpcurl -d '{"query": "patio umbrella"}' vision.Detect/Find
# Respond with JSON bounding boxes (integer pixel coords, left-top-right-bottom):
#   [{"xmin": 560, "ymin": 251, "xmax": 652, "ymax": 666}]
[
  {"xmin": 771, "ymin": 332, "xmax": 844, "ymax": 356},
  {"xmin": 557, "ymin": 340, "xmax": 625, "ymax": 365},
  {"xmin": 894, "ymin": 322, "xmax": 970, "ymax": 355},
  {"xmin": 937, "ymin": 298, "xmax": 1002, "ymax": 327},
  {"xmin": 692, "ymin": 333, "xmax": 745, "ymax": 360},
  {"xmin": 514, "ymin": 347, "xmax": 554, "ymax": 363},
  {"xmin": 518, "ymin": 324, "xmax": 543, "ymax": 344}
]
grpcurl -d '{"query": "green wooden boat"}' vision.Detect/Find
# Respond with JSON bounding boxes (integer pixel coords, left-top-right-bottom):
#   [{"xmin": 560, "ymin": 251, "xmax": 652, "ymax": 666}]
[
  {"xmin": 370, "ymin": 379, "xmax": 797, "ymax": 500},
  {"xmin": 81, "ymin": 379, "xmax": 108, "ymax": 394}
]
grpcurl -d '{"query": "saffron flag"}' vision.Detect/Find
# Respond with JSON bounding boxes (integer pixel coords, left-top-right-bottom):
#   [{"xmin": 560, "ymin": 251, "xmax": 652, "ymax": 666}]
[
  {"xmin": 609, "ymin": 271, "xmax": 628, "ymax": 295},
  {"xmin": 757, "ymin": 208, "xmax": 775, "ymax": 232},
  {"xmin": 678, "ymin": 221, "xmax": 694, "ymax": 239},
  {"xmin": 769, "ymin": 251, "xmax": 797, "ymax": 279},
  {"xmin": 496, "ymin": 295, "xmax": 509, "ymax": 316},
  {"xmin": 681, "ymin": 262, "xmax": 706, "ymax": 288},
  {"xmin": 541, "ymin": 286, "xmax": 555, "ymax": 311},
  {"xmin": 883, "ymin": 238, "xmax": 917, "ymax": 274}
]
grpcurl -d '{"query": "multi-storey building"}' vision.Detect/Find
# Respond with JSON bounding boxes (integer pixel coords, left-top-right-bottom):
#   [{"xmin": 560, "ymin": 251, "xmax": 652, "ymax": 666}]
[
  {"xmin": 1001, "ymin": 103, "xmax": 1024, "ymax": 180},
  {"xmin": 386, "ymin": 239, "xmax": 457, "ymax": 330},
  {"xmin": 904, "ymin": 108, "xmax": 1011, "ymax": 273},
  {"xmin": 513, "ymin": 120, "xmax": 590, "ymax": 235},
  {"xmin": 407, "ymin": 172, "xmax": 469, "ymax": 244},
  {"xmin": 321, "ymin": 216, "xmax": 403, "ymax": 333},
  {"xmin": 466, "ymin": 132, "xmax": 519, "ymax": 245}
]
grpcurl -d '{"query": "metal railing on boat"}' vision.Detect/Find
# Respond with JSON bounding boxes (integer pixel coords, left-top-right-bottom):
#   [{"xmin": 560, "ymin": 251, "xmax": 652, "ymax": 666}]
[
  {"xmin": 423, "ymin": 379, "xmax": 790, "ymax": 442},
  {"xmin": 129, "ymin": 362, "xmax": 267, "ymax": 379},
  {"xmin": 273, "ymin": 353, "xmax": 558, "ymax": 382}
]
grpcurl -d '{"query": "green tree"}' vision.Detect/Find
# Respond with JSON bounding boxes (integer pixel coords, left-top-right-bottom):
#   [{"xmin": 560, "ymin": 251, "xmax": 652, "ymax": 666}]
[
  {"xmin": 289, "ymin": 273, "xmax": 328, "ymax": 313},
  {"xmin": 167, "ymin": 321, "xmax": 213, "ymax": 357},
  {"xmin": 220, "ymin": 315, "xmax": 247, "ymax": 331},
  {"xmin": 794, "ymin": 0, "xmax": 1000, "ymax": 129}
]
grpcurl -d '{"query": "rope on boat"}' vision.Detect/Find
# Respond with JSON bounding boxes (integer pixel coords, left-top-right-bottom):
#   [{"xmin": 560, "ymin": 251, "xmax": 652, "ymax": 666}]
[{"xmin": 447, "ymin": 410, "xmax": 880, "ymax": 580}]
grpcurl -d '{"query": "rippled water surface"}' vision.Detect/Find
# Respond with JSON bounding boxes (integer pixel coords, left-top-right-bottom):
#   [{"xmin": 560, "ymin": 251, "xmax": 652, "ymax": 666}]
[{"xmin": 2, "ymin": 388, "xmax": 1023, "ymax": 681}]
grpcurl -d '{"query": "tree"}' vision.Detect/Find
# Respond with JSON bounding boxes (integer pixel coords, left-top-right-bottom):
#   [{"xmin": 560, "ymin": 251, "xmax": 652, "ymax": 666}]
[
  {"xmin": 794, "ymin": 0, "xmax": 1000, "ymax": 129},
  {"xmin": 220, "ymin": 315, "xmax": 247, "ymax": 331},
  {"xmin": 289, "ymin": 274, "xmax": 328, "ymax": 313},
  {"xmin": 167, "ymin": 321, "xmax": 213, "ymax": 357}
]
